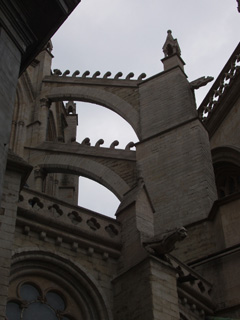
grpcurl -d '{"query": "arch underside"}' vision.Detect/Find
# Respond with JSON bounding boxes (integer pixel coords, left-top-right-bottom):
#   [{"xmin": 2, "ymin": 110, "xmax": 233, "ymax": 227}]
[
  {"xmin": 212, "ymin": 145, "xmax": 240, "ymax": 166},
  {"xmin": 33, "ymin": 153, "xmax": 131, "ymax": 200},
  {"xmin": 42, "ymin": 85, "xmax": 141, "ymax": 139},
  {"xmin": 212, "ymin": 146, "xmax": 240, "ymax": 199}
]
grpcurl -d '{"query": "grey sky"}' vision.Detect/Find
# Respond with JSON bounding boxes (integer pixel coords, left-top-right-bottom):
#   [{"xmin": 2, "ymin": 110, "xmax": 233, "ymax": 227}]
[{"xmin": 51, "ymin": 1, "xmax": 239, "ymax": 217}]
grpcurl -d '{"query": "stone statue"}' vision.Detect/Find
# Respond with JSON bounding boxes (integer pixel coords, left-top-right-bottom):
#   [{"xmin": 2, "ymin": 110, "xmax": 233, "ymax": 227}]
[
  {"xmin": 142, "ymin": 227, "xmax": 187, "ymax": 259},
  {"xmin": 190, "ymin": 76, "xmax": 214, "ymax": 90}
]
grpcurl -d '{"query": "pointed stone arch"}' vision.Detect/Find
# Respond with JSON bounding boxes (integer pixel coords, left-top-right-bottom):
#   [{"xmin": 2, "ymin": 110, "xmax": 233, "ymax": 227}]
[
  {"xmin": 212, "ymin": 146, "xmax": 240, "ymax": 198},
  {"xmin": 32, "ymin": 153, "xmax": 130, "ymax": 200},
  {"xmin": 212, "ymin": 145, "xmax": 240, "ymax": 166},
  {"xmin": 43, "ymin": 85, "xmax": 141, "ymax": 138}
]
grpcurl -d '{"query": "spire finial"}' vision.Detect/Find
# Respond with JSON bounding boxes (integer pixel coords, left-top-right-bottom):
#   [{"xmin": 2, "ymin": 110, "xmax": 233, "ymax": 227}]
[
  {"xmin": 162, "ymin": 30, "xmax": 181, "ymax": 58},
  {"xmin": 161, "ymin": 30, "xmax": 185, "ymax": 72}
]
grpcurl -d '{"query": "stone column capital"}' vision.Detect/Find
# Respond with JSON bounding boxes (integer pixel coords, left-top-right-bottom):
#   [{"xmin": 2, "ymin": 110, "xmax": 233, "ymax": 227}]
[
  {"xmin": 34, "ymin": 166, "xmax": 45, "ymax": 179},
  {"xmin": 40, "ymin": 98, "xmax": 51, "ymax": 108}
]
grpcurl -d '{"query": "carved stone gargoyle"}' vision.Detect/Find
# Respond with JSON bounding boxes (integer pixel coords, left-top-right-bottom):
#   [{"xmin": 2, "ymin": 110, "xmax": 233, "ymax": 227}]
[
  {"xmin": 190, "ymin": 76, "xmax": 214, "ymax": 90},
  {"xmin": 142, "ymin": 227, "xmax": 187, "ymax": 259}
]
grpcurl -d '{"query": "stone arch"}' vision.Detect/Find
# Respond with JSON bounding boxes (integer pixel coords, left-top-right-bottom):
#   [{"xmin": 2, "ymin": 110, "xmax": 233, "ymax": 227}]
[
  {"xmin": 43, "ymin": 85, "xmax": 141, "ymax": 138},
  {"xmin": 212, "ymin": 146, "xmax": 240, "ymax": 198},
  {"xmin": 212, "ymin": 145, "xmax": 240, "ymax": 166},
  {"xmin": 10, "ymin": 249, "xmax": 110, "ymax": 320},
  {"xmin": 32, "ymin": 153, "xmax": 130, "ymax": 200}
]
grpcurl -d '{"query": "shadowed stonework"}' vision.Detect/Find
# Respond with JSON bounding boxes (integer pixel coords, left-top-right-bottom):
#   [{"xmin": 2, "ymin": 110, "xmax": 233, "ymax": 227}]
[{"xmin": 0, "ymin": 3, "xmax": 240, "ymax": 319}]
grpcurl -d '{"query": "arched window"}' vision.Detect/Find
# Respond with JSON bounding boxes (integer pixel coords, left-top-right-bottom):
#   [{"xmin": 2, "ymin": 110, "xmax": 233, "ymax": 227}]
[
  {"xmin": 7, "ymin": 252, "xmax": 109, "ymax": 320},
  {"xmin": 214, "ymin": 162, "xmax": 240, "ymax": 198},
  {"xmin": 6, "ymin": 282, "xmax": 73, "ymax": 320},
  {"xmin": 6, "ymin": 278, "xmax": 81, "ymax": 320}
]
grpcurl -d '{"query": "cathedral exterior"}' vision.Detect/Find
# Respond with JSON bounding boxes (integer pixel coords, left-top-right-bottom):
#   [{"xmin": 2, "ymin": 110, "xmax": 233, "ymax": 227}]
[{"xmin": 1, "ymin": 14, "xmax": 240, "ymax": 320}]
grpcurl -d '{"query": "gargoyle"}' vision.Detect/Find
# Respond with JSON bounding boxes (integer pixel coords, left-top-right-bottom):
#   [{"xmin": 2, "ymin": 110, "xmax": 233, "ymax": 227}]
[
  {"xmin": 190, "ymin": 76, "xmax": 214, "ymax": 90},
  {"xmin": 142, "ymin": 227, "xmax": 187, "ymax": 259}
]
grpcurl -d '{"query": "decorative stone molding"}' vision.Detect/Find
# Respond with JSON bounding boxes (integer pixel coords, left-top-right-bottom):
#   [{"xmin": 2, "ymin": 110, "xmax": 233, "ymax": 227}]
[
  {"xmin": 162, "ymin": 30, "xmax": 181, "ymax": 58},
  {"xmin": 198, "ymin": 45, "xmax": 240, "ymax": 121},
  {"xmin": 80, "ymin": 137, "xmax": 136, "ymax": 151},
  {"xmin": 66, "ymin": 101, "xmax": 76, "ymax": 114},
  {"xmin": 50, "ymin": 69, "xmax": 147, "ymax": 82},
  {"xmin": 18, "ymin": 189, "xmax": 122, "ymax": 251},
  {"xmin": 81, "ymin": 137, "xmax": 91, "ymax": 146},
  {"xmin": 87, "ymin": 218, "xmax": 100, "ymax": 231},
  {"xmin": 110, "ymin": 140, "xmax": 119, "ymax": 149},
  {"xmin": 105, "ymin": 224, "xmax": 119, "ymax": 238},
  {"xmin": 68, "ymin": 211, "xmax": 82, "ymax": 225},
  {"xmin": 40, "ymin": 98, "xmax": 51, "ymax": 108},
  {"xmin": 95, "ymin": 139, "xmax": 104, "ymax": 147},
  {"xmin": 33, "ymin": 166, "xmax": 46, "ymax": 192}
]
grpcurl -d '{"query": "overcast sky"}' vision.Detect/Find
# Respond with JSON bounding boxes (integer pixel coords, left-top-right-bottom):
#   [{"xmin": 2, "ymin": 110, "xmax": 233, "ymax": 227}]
[{"xmin": 51, "ymin": 0, "xmax": 239, "ymax": 217}]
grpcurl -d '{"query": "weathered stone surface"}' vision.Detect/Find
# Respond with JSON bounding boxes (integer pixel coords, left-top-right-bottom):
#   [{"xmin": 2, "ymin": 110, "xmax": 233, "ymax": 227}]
[{"xmin": 1, "ymin": 25, "xmax": 240, "ymax": 320}]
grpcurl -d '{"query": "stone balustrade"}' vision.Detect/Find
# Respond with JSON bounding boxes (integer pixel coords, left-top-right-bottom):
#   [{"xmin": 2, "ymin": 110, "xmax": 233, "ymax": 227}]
[
  {"xmin": 17, "ymin": 188, "xmax": 122, "ymax": 258},
  {"xmin": 198, "ymin": 44, "xmax": 240, "ymax": 121},
  {"xmin": 167, "ymin": 254, "xmax": 215, "ymax": 316}
]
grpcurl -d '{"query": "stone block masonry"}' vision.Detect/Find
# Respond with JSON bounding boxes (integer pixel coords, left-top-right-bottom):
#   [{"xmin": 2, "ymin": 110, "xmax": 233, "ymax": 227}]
[
  {"xmin": 0, "ymin": 169, "xmax": 22, "ymax": 319},
  {"xmin": 137, "ymin": 119, "xmax": 217, "ymax": 233},
  {"xmin": 113, "ymin": 257, "xmax": 179, "ymax": 320}
]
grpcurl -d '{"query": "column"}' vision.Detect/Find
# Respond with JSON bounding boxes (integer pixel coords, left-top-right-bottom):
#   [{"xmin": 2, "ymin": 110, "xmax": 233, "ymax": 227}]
[
  {"xmin": 34, "ymin": 166, "xmax": 45, "ymax": 193},
  {"xmin": 39, "ymin": 98, "xmax": 51, "ymax": 142}
]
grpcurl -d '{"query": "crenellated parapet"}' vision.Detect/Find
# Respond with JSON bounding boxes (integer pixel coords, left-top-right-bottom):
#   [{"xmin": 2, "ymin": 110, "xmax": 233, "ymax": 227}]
[
  {"xmin": 167, "ymin": 254, "xmax": 215, "ymax": 317},
  {"xmin": 52, "ymin": 69, "xmax": 147, "ymax": 83},
  {"xmin": 80, "ymin": 137, "xmax": 135, "ymax": 150}
]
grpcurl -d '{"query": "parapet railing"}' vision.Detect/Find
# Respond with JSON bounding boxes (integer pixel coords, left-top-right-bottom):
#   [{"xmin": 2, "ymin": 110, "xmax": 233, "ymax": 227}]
[
  {"xmin": 17, "ymin": 188, "xmax": 121, "ymax": 257},
  {"xmin": 167, "ymin": 254, "xmax": 215, "ymax": 316},
  {"xmin": 51, "ymin": 69, "xmax": 147, "ymax": 82},
  {"xmin": 198, "ymin": 43, "xmax": 240, "ymax": 122}
]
